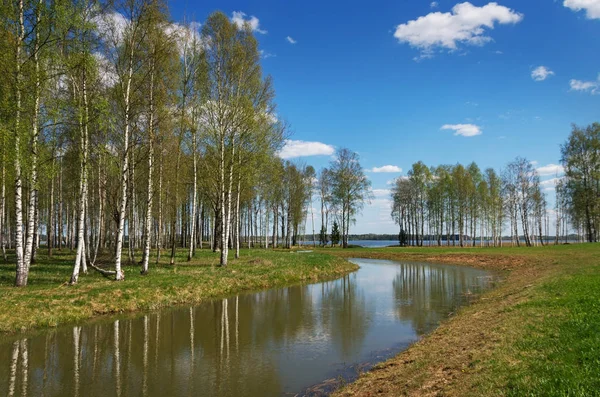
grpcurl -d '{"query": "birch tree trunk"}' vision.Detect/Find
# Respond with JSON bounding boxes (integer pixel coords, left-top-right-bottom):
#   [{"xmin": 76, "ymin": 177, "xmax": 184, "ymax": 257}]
[
  {"xmin": 310, "ymin": 203, "xmax": 315, "ymax": 247},
  {"xmin": 114, "ymin": 40, "xmax": 136, "ymax": 281},
  {"xmin": 265, "ymin": 206, "xmax": 269, "ymax": 249},
  {"xmin": 169, "ymin": 112, "xmax": 185, "ymax": 265},
  {"xmin": 187, "ymin": 125, "xmax": 198, "ymax": 261},
  {"xmin": 58, "ymin": 160, "xmax": 63, "ymax": 250},
  {"xmin": 156, "ymin": 156, "xmax": 162, "ymax": 263},
  {"xmin": 32, "ymin": 195, "xmax": 39, "ymax": 263},
  {"xmin": 141, "ymin": 64, "xmax": 155, "ymax": 275},
  {"xmin": 23, "ymin": 0, "xmax": 42, "ymax": 271},
  {"xmin": 221, "ymin": 143, "xmax": 236, "ymax": 266},
  {"xmin": 219, "ymin": 130, "xmax": 227, "ymax": 263},
  {"xmin": 234, "ymin": 174, "xmax": 241, "ymax": 259},
  {"xmin": 71, "ymin": 70, "xmax": 90, "ymax": 285},
  {"xmin": 272, "ymin": 206, "xmax": 277, "ymax": 248},
  {"xmin": 48, "ymin": 153, "xmax": 54, "ymax": 257},
  {"xmin": 14, "ymin": 0, "xmax": 26, "ymax": 286},
  {"xmin": 1, "ymin": 130, "xmax": 6, "ymax": 261}
]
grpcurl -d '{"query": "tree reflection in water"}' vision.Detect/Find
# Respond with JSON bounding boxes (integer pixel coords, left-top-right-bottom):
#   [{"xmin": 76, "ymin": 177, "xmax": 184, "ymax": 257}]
[
  {"xmin": 392, "ymin": 262, "xmax": 491, "ymax": 335},
  {"xmin": 0, "ymin": 259, "xmax": 494, "ymax": 397}
]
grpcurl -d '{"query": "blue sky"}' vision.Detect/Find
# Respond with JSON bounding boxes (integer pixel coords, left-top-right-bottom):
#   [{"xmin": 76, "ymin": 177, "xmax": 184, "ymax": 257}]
[{"xmin": 170, "ymin": 0, "xmax": 599, "ymax": 234}]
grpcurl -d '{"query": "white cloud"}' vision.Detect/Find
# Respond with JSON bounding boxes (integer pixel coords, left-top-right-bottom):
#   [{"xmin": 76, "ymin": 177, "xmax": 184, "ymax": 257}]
[
  {"xmin": 231, "ymin": 11, "xmax": 267, "ymax": 34},
  {"xmin": 93, "ymin": 52, "xmax": 118, "ymax": 88},
  {"xmin": 570, "ymin": 75, "xmax": 599, "ymax": 94},
  {"xmin": 536, "ymin": 164, "xmax": 565, "ymax": 176},
  {"xmin": 393, "ymin": 2, "xmax": 523, "ymax": 58},
  {"xmin": 94, "ymin": 11, "xmax": 129, "ymax": 45},
  {"xmin": 430, "ymin": 2, "xmax": 439, "ymax": 8},
  {"xmin": 531, "ymin": 66, "xmax": 554, "ymax": 81},
  {"xmin": 369, "ymin": 165, "xmax": 403, "ymax": 173},
  {"xmin": 371, "ymin": 198, "xmax": 394, "ymax": 207},
  {"xmin": 564, "ymin": 0, "xmax": 600, "ymax": 19},
  {"xmin": 164, "ymin": 22, "xmax": 202, "ymax": 56},
  {"xmin": 277, "ymin": 140, "xmax": 335, "ymax": 159},
  {"xmin": 372, "ymin": 189, "xmax": 392, "ymax": 197},
  {"xmin": 259, "ymin": 50, "xmax": 276, "ymax": 59},
  {"xmin": 441, "ymin": 123, "xmax": 482, "ymax": 137},
  {"xmin": 286, "ymin": 36, "xmax": 297, "ymax": 44}
]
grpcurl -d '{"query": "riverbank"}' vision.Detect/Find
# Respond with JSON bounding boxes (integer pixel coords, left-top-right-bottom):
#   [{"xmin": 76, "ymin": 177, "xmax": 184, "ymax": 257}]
[
  {"xmin": 0, "ymin": 248, "xmax": 358, "ymax": 334},
  {"xmin": 331, "ymin": 243, "xmax": 600, "ymax": 396}
]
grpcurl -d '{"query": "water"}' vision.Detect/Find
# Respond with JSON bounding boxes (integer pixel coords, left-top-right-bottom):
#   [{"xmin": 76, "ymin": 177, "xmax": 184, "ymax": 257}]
[
  {"xmin": 0, "ymin": 259, "xmax": 496, "ymax": 397},
  {"xmin": 347, "ymin": 240, "xmax": 398, "ymax": 247},
  {"xmin": 302, "ymin": 239, "xmax": 581, "ymax": 248},
  {"xmin": 298, "ymin": 240, "xmax": 398, "ymax": 248}
]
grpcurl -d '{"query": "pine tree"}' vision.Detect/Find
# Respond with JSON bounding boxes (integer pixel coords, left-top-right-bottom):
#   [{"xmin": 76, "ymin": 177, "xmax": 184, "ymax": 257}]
[
  {"xmin": 330, "ymin": 221, "xmax": 340, "ymax": 247},
  {"xmin": 319, "ymin": 225, "xmax": 328, "ymax": 247},
  {"xmin": 399, "ymin": 229, "xmax": 408, "ymax": 247}
]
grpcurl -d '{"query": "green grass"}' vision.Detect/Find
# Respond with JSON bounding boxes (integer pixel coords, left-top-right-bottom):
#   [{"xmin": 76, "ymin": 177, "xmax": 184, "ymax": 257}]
[
  {"xmin": 329, "ymin": 243, "xmax": 600, "ymax": 397},
  {"xmin": 0, "ymin": 247, "xmax": 358, "ymax": 334},
  {"xmin": 492, "ymin": 252, "xmax": 600, "ymax": 396},
  {"xmin": 3, "ymin": 243, "xmax": 600, "ymax": 396}
]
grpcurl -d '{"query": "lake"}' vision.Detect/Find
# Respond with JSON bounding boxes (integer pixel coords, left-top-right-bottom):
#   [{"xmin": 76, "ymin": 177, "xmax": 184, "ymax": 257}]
[{"xmin": 0, "ymin": 258, "xmax": 496, "ymax": 396}]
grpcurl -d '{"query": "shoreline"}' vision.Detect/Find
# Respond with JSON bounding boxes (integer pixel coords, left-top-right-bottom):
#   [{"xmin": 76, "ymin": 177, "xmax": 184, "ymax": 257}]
[
  {"xmin": 0, "ymin": 249, "xmax": 359, "ymax": 335},
  {"xmin": 330, "ymin": 244, "xmax": 599, "ymax": 396},
  {"xmin": 1, "ymin": 244, "xmax": 597, "ymax": 396}
]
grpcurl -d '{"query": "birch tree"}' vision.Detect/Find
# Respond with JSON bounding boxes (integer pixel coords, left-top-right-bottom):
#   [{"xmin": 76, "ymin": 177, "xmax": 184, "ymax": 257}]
[
  {"xmin": 140, "ymin": 2, "xmax": 175, "ymax": 273},
  {"xmin": 67, "ymin": 1, "xmax": 101, "ymax": 284},
  {"xmin": 330, "ymin": 148, "xmax": 371, "ymax": 248},
  {"xmin": 201, "ymin": 11, "xmax": 275, "ymax": 266},
  {"xmin": 561, "ymin": 123, "xmax": 600, "ymax": 243},
  {"xmin": 104, "ymin": 0, "xmax": 153, "ymax": 280},
  {"xmin": 10, "ymin": 0, "xmax": 28, "ymax": 286}
]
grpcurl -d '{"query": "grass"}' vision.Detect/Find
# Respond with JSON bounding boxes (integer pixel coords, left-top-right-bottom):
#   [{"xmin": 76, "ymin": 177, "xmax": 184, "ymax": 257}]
[
  {"xmin": 2, "ymin": 243, "xmax": 599, "ymax": 396},
  {"xmin": 330, "ymin": 243, "xmax": 600, "ymax": 396},
  {"xmin": 0, "ymin": 247, "xmax": 358, "ymax": 334}
]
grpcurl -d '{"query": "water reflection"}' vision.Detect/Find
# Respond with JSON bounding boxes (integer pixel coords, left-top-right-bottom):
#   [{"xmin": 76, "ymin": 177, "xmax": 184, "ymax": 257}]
[
  {"xmin": 0, "ymin": 259, "xmax": 495, "ymax": 397},
  {"xmin": 391, "ymin": 262, "xmax": 491, "ymax": 335}
]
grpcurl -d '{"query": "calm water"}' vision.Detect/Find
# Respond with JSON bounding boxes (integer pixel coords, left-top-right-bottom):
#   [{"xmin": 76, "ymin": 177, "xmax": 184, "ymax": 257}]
[
  {"xmin": 0, "ymin": 259, "xmax": 496, "ymax": 397},
  {"xmin": 348, "ymin": 240, "xmax": 398, "ymax": 247}
]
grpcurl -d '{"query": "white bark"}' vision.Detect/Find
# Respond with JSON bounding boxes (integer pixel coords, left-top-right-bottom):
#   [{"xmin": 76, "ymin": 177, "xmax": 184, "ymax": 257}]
[
  {"xmin": 14, "ymin": 0, "xmax": 26, "ymax": 286},
  {"xmin": 234, "ymin": 167, "xmax": 242, "ymax": 259},
  {"xmin": 234, "ymin": 193, "xmax": 240, "ymax": 258},
  {"xmin": 310, "ymin": 203, "xmax": 315, "ymax": 247},
  {"xmin": 141, "ymin": 64, "xmax": 155, "ymax": 274},
  {"xmin": 156, "ymin": 157, "xmax": 162, "ymax": 264},
  {"xmin": 114, "ymin": 30, "xmax": 137, "ymax": 281},
  {"xmin": 71, "ymin": 71, "xmax": 90, "ymax": 285},
  {"xmin": 1, "ymin": 131, "xmax": 6, "ymax": 261},
  {"xmin": 114, "ymin": 320, "xmax": 121, "ymax": 397},
  {"xmin": 143, "ymin": 315, "xmax": 149, "ymax": 396},
  {"xmin": 58, "ymin": 160, "xmax": 63, "ymax": 250},
  {"xmin": 73, "ymin": 327, "xmax": 81, "ymax": 397},
  {"xmin": 187, "ymin": 124, "xmax": 198, "ymax": 261},
  {"xmin": 8, "ymin": 341, "xmax": 19, "ymax": 397},
  {"xmin": 265, "ymin": 206, "xmax": 269, "ymax": 249},
  {"xmin": 222, "ymin": 143, "xmax": 236, "ymax": 265},
  {"xmin": 20, "ymin": 339, "xmax": 28, "ymax": 396},
  {"xmin": 23, "ymin": 0, "xmax": 42, "ymax": 272}
]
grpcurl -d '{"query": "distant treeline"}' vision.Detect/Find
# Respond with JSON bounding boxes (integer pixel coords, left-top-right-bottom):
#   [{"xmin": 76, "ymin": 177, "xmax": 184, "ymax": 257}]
[{"xmin": 297, "ymin": 233, "xmax": 584, "ymax": 242}]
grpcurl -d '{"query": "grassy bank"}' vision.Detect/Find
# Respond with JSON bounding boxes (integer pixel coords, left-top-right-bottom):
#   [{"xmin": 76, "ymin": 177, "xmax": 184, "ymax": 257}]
[
  {"xmin": 331, "ymin": 243, "xmax": 600, "ymax": 396},
  {"xmin": 0, "ymin": 248, "xmax": 358, "ymax": 334}
]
